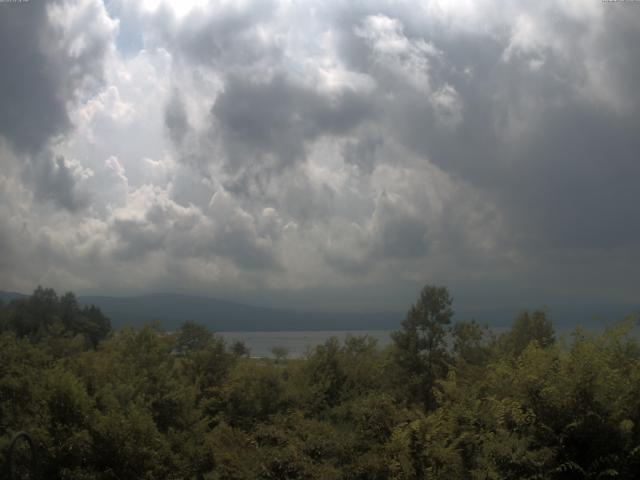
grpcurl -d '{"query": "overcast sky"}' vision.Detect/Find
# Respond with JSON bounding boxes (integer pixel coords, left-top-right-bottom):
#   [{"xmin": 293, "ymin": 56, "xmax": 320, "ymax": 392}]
[{"xmin": 0, "ymin": 0, "xmax": 638, "ymax": 314}]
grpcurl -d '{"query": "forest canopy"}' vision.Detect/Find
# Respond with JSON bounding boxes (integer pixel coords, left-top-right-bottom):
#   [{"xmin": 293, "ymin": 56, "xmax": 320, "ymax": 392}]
[{"xmin": 1, "ymin": 286, "xmax": 639, "ymax": 479}]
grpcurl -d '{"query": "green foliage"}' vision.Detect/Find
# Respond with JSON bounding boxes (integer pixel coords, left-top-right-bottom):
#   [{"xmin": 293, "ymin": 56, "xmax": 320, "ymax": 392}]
[
  {"xmin": 1, "ymin": 287, "xmax": 639, "ymax": 479},
  {"xmin": 499, "ymin": 308, "xmax": 555, "ymax": 356},
  {"xmin": 230, "ymin": 340, "xmax": 251, "ymax": 358},
  {"xmin": 271, "ymin": 345, "xmax": 290, "ymax": 363},
  {"xmin": 392, "ymin": 285, "xmax": 454, "ymax": 410},
  {"xmin": 176, "ymin": 320, "xmax": 214, "ymax": 353},
  {"xmin": 451, "ymin": 319, "xmax": 493, "ymax": 367},
  {"xmin": 0, "ymin": 286, "xmax": 111, "ymax": 348},
  {"xmin": 221, "ymin": 361, "xmax": 289, "ymax": 429}
]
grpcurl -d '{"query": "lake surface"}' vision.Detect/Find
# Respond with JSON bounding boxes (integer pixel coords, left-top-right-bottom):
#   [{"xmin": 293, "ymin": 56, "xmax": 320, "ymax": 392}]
[
  {"xmin": 219, "ymin": 330, "xmax": 393, "ymax": 358},
  {"xmin": 216, "ymin": 320, "xmax": 627, "ymax": 358}
]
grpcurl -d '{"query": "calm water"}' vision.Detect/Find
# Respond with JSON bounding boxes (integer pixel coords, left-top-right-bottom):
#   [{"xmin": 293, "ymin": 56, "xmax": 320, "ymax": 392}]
[
  {"xmin": 219, "ymin": 330, "xmax": 393, "ymax": 358},
  {"xmin": 216, "ymin": 322, "xmax": 623, "ymax": 358}
]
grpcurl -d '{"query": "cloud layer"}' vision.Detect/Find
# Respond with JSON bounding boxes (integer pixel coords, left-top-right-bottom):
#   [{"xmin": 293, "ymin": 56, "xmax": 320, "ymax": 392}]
[{"xmin": 1, "ymin": 0, "xmax": 638, "ymax": 312}]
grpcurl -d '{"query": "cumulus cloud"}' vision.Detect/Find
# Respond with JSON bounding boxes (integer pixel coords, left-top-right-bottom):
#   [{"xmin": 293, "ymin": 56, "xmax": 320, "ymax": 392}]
[
  {"xmin": 0, "ymin": 0, "xmax": 639, "ymax": 312},
  {"xmin": 211, "ymin": 73, "xmax": 373, "ymax": 176},
  {"xmin": 164, "ymin": 88, "xmax": 190, "ymax": 146},
  {"xmin": 25, "ymin": 153, "xmax": 90, "ymax": 212},
  {"xmin": 0, "ymin": 0, "xmax": 116, "ymax": 218},
  {"xmin": 0, "ymin": 0, "xmax": 116, "ymax": 152}
]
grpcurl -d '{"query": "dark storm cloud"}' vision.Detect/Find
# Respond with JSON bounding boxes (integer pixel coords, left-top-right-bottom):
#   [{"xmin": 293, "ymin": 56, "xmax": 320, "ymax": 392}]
[
  {"xmin": 0, "ymin": 0, "xmax": 113, "ymax": 153},
  {"xmin": 147, "ymin": 0, "xmax": 278, "ymax": 69},
  {"xmin": 177, "ymin": 2, "xmax": 277, "ymax": 67},
  {"xmin": 0, "ymin": 2, "xmax": 69, "ymax": 152},
  {"xmin": 1, "ymin": 0, "xmax": 639, "ymax": 310},
  {"xmin": 0, "ymin": 0, "xmax": 114, "ymax": 216},
  {"xmin": 502, "ymin": 105, "xmax": 640, "ymax": 250},
  {"xmin": 0, "ymin": 225, "xmax": 14, "ymax": 271},
  {"xmin": 595, "ymin": 7, "xmax": 640, "ymax": 105},
  {"xmin": 212, "ymin": 74, "xmax": 374, "ymax": 173},
  {"xmin": 371, "ymin": 207, "xmax": 429, "ymax": 259},
  {"xmin": 326, "ymin": 3, "xmax": 640, "ymax": 254},
  {"xmin": 428, "ymin": 42, "xmax": 640, "ymax": 252},
  {"xmin": 163, "ymin": 0, "xmax": 639, "ymax": 285},
  {"xmin": 164, "ymin": 89, "xmax": 190, "ymax": 146},
  {"xmin": 342, "ymin": 134, "xmax": 383, "ymax": 174},
  {"xmin": 113, "ymin": 217, "xmax": 165, "ymax": 261},
  {"xmin": 203, "ymin": 190, "xmax": 281, "ymax": 270},
  {"xmin": 206, "ymin": 221, "xmax": 279, "ymax": 270},
  {"xmin": 111, "ymin": 190, "xmax": 279, "ymax": 271},
  {"xmin": 25, "ymin": 154, "xmax": 89, "ymax": 212},
  {"xmin": 323, "ymin": 249, "xmax": 371, "ymax": 276}
]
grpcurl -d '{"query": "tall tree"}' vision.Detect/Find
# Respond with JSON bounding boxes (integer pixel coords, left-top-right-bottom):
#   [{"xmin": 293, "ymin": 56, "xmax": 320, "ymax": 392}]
[
  {"xmin": 176, "ymin": 320, "xmax": 213, "ymax": 353},
  {"xmin": 500, "ymin": 308, "xmax": 555, "ymax": 356},
  {"xmin": 392, "ymin": 285, "xmax": 453, "ymax": 410},
  {"xmin": 451, "ymin": 319, "xmax": 492, "ymax": 367},
  {"xmin": 2, "ymin": 287, "xmax": 110, "ymax": 346}
]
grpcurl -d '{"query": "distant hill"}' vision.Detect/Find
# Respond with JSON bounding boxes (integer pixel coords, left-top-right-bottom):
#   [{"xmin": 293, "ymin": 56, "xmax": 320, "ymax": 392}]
[
  {"xmin": 75, "ymin": 295, "xmax": 637, "ymax": 332},
  {"xmin": 77, "ymin": 293, "xmax": 403, "ymax": 332},
  {"xmin": 0, "ymin": 290, "xmax": 26, "ymax": 303},
  {"xmin": 1, "ymin": 290, "xmax": 402, "ymax": 331},
  {"xmin": 1, "ymin": 290, "xmax": 636, "ymax": 332}
]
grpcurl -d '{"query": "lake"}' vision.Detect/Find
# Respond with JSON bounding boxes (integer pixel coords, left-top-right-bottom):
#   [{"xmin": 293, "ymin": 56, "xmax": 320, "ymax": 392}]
[
  {"xmin": 216, "ymin": 320, "xmax": 623, "ymax": 358},
  {"xmin": 219, "ymin": 330, "xmax": 394, "ymax": 358}
]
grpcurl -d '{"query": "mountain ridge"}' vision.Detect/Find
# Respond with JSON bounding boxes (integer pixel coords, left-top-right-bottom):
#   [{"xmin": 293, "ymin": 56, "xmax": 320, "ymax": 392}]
[
  {"xmin": 80, "ymin": 292, "xmax": 404, "ymax": 331},
  {"xmin": 2, "ymin": 290, "xmax": 637, "ymax": 332},
  {"xmin": 0, "ymin": 290, "xmax": 402, "ymax": 331}
]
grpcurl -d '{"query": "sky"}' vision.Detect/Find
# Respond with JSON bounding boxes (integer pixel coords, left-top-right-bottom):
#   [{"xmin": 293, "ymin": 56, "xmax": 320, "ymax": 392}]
[{"xmin": 0, "ymin": 0, "xmax": 639, "ymax": 314}]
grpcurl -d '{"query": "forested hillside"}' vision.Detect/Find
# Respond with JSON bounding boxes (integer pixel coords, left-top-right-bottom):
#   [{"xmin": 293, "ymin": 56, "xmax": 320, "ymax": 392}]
[{"xmin": 1, "ymin": 286, "xmax": 639, "ymax": 479}]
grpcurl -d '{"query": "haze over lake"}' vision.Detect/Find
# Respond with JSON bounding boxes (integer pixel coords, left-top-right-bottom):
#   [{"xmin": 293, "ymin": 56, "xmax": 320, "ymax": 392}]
[{"xmin": 219, "ymin": 330, "xmax": 394, "ymax": 358}]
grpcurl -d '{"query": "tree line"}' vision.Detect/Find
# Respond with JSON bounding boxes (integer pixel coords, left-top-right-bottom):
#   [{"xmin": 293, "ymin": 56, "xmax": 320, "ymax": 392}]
[{"xmin": 0, "ymin": 285, "xmax": 639, "ymax": 479}]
